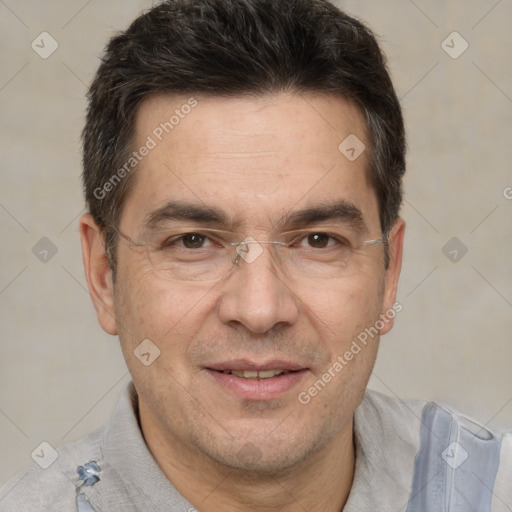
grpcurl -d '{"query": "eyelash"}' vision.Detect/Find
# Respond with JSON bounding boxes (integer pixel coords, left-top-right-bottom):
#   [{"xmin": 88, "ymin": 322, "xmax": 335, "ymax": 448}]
[
  {"xmin": 293, "ymin": 233, "xmax": 349, "ymax": 248},
  {"xmin": 160, "ymin": 232, "xmax": 350, "ymax": 249},
  {"xmin": 161, "ymin": 233, "xmax": 217, "ymax": 249}
]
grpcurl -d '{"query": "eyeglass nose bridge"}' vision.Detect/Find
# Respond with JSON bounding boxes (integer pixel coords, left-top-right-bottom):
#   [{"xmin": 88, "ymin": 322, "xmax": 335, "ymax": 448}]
[{"xmin": 230, "ymin": 238, "xmax": 288, "ymax": 265}]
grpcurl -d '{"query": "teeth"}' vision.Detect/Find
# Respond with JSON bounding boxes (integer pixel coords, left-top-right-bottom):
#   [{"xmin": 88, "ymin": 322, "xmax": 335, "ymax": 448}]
[{"xmin": 229, "ymin": 370, "xmax": 288, "ymax": 379}]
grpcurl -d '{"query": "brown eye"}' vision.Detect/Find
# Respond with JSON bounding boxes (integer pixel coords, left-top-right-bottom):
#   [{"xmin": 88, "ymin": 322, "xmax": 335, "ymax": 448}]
[
  {"xmin": 307, "ymin": 233, "xmax": 331, "ymax": 248},
  {"xmin": 181, "ymin": 233, "xmax": 207, "ymax": 248}
]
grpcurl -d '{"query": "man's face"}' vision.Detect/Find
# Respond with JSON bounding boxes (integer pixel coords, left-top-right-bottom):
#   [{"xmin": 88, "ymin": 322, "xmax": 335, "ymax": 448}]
[{"xmin": 88, "ymin": 92, "xmax": 403, "ymax": 474}]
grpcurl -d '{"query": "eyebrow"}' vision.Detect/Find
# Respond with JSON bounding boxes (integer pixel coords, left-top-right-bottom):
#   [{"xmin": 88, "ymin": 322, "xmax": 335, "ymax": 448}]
[
  {"xmin": 279, "ymin": 201, "xmax": 367, "ymax": 233},
  {"xmin": 144, "ymin": 201, "xmax": 232, "ymax": 229},
  {"xmin": 143, "ymin": 199, "xmax": 368, "ymax": 233}
]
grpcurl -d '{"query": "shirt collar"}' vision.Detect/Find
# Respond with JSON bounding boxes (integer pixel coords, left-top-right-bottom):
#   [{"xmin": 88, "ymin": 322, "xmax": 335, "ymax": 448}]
[{"xmin": 102, "ymin": 382, "xmax": 195, "ymax": 511}]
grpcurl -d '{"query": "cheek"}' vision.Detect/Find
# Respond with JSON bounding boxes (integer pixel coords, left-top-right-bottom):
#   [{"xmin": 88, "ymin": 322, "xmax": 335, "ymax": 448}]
[
  {"xmin": 295, "ymin": 270, "xmax": 384, "ymax": 334},
  {"xmin": 297, "ymin": 279, "xmax": 383, "ymax": 417},
  {"xmin": 114, "ymin": 266, "xmax": 215, "ymax": 363},
  {"xmin": 114, "ymin": 278, "xmax": 219, "ymax": 410}
]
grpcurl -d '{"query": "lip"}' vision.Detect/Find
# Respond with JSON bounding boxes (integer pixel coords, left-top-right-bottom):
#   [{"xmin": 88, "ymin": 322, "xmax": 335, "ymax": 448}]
[
  {"xmin": 204, "ymin": 359, "xmax": 308, "ymax": 401},
  {"xmin": 206, "ymin": 359, "xmax": 305, "ymax": 372}
]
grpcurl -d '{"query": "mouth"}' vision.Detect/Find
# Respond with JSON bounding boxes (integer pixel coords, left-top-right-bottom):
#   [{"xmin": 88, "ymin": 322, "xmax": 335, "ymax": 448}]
[
  {"xmin": 218, "ymin": 369, "xmax": 297, "ymax": 379},
  {"xmin": 204, "ymin": 360, "xmax": 308, "ymax": 400}
]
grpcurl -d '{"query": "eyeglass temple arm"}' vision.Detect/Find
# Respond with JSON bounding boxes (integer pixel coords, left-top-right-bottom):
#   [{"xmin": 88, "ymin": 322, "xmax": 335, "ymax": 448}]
[
  {"xmin": 363, "ymin": 237, "xmax": 388, "ymax": 245},
  {"xmin": 231, "ymin": 238, "xmax": 388, "ymax": 247},
  {"xmin": 110, "ymin": 226, "xmax": 149, "ymax": 247}
]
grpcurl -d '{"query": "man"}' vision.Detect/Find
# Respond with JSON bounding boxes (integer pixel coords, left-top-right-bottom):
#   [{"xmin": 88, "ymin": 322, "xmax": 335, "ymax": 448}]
[{"xmin": 1, "ymin": 0, "xmax": 510, "ymax": 510}]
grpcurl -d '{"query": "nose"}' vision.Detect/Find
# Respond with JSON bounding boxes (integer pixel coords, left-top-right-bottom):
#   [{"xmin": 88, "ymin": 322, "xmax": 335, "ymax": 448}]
[{"xmin": 218, "ymin": 245, "xmax": 300, "ymax": 334}]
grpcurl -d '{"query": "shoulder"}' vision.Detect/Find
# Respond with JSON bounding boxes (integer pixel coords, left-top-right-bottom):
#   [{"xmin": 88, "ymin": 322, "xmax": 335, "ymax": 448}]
[
  {"xmin": 360, "ymin": 388, "xmax": 511, "ymax": 447},
  {"xmin": 355, "ymin": 389, "xmax": 426, "ymax": 473},
  {"xmin": 493, "ymin": 431, "xmax": 512, "ymax": 510},
  {"xmin": 357, "ymin": 388, "xmax": 426, "ymax": 445},
  {"xmin": 360, "ymin": 390, "xmax": 512, "ymax": 510},
  {"xmin": 0, "ymin": 427, "xmax": 105, "ymax": 512}
]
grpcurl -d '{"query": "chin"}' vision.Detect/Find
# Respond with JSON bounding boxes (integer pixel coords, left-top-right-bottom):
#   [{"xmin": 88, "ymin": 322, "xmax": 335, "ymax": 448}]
[
  {"xmin": 198, "ymin": 428, "xmax": 328, "ymax": 477},
  {"xmin": 216, "ymin": 449, "xmax": 304, "ymax": 476}
]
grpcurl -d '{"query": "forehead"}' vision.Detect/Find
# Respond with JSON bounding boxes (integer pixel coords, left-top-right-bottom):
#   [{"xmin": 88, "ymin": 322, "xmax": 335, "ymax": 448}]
[{"xmin": 120, "ymin": 92, "xmax": 378, "ymax": 232}]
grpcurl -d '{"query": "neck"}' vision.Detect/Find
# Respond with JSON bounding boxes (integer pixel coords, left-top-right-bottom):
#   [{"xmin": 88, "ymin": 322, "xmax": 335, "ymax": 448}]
[{"xmin": 140, "ymin": 405, "xmax": 356, "ymax": 512}]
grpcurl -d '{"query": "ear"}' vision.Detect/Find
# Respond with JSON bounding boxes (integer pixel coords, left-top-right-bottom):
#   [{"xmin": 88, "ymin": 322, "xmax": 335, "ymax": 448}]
[
  {"xmin": 379, "ymin": 217, "xmax": 405, "ymax": 335},
  {"xmin": 79, "ymin": 213, "xmax": 117, "ymax": 335}
]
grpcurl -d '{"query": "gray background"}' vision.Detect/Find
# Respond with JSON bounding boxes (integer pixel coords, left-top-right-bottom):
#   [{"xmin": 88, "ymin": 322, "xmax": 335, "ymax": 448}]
[{"xmin": 1, "ymin": 0, "xmax": 511, "ymax": 485}]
